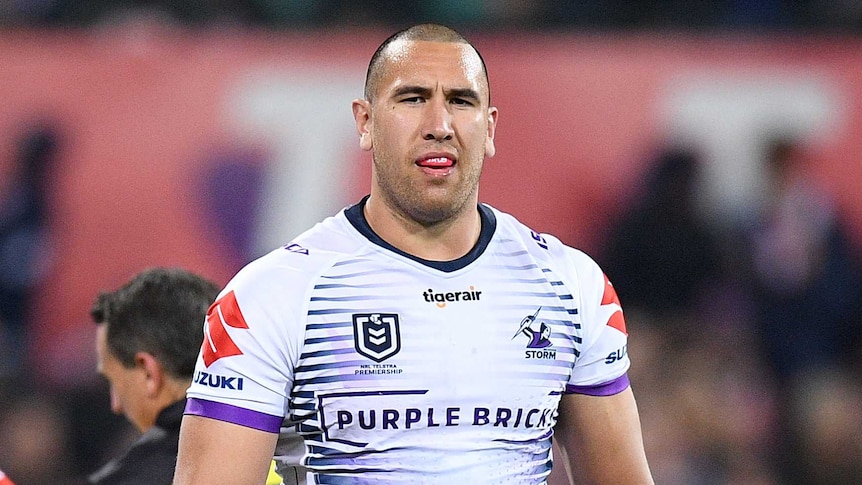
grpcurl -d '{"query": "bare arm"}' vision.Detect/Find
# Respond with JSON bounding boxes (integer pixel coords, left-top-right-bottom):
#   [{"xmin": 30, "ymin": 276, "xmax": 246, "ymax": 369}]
[
  {"xmin": 553, "ymin": 387, "xmax": 653, "ymax": 485},
  {"xmin": 547, "ymin": 438, "xmax": 573, "ymax": 485},
  {"xmin": 174, "ymin": 415, "xmax": 279, "ymax": 485}
]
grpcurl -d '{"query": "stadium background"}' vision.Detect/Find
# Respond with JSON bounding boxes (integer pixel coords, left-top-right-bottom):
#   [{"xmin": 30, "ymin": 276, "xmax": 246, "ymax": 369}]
[{"xmin": 1, "ymin": 2, "xmax": 861, "ymax": 484}]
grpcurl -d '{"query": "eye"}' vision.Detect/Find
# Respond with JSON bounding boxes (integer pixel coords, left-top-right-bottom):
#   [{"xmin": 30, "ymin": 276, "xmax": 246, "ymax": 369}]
[
  {"xmin": 400, "ymin": 96, "xmax": 424, "ymax": 104},
  {"xmin": 450, "ymin": 97, "xmax": 476, "ymax": 107}
]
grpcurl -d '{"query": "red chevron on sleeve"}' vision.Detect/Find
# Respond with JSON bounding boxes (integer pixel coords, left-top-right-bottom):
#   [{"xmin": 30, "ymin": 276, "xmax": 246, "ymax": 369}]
[
  {"xmin": 601, "ymin": 273, "xmax": 628, "ymax": 336},
  {"xmin": 0, "ymin": 469, "xmax": 17, "ymax": 485},
  {"xmin": 202, "ymin": 290, "xmax": 249, "ymax": 367}
]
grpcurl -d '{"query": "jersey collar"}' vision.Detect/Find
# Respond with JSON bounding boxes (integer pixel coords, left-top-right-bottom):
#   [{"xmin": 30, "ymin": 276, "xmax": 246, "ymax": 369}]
[{"xmin": 345, "ymin": 195, "xmax": 496, "ymax": 273}]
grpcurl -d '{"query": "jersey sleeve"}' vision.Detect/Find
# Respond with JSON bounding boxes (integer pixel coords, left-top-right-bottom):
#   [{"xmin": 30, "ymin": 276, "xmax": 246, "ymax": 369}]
[
  {"xmin": 185, "ymin": 255, "xmax": 307, "ymax": 433},
  {"xmin": 560, "ymin": 246, "xmax": 631, "ymax": 396}
]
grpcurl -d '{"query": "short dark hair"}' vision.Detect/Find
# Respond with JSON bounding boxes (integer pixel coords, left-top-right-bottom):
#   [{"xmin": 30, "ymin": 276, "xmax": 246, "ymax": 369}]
[
  {"xmin": 90, "ymin": 267, "xmax": 220, "ymax": 380},
  {"xmin": 364, "ymin": 23, "xmax": 490, "ymax": 103}
]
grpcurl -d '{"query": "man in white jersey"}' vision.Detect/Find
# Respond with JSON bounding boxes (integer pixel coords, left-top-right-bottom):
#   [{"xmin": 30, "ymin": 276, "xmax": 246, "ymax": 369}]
[{"xmin": 175, "ymin": 23, "xmax": 654, "ymax": 485}]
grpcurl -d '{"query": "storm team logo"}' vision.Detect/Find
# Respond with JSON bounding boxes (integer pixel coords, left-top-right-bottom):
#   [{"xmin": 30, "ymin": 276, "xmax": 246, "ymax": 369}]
[
  {"xmin": 512, "ymin": 307, "xmax": 552, "ymax": 349},
  {"xmin": 353, "ymin": 313, "xmax": 401, "ymax": 363}
]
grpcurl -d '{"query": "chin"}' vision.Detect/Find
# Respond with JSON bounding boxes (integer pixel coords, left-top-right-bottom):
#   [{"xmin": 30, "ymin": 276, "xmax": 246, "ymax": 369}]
[{"xmin": 409, "ymin": 197, "xmax": 471, "ymax": 226}]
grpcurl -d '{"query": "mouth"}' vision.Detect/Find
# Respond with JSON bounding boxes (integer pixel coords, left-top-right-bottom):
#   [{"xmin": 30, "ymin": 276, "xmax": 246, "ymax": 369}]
[{"xmin": 416, "ymin": 155, "xmax": 456, "ymax": 175}]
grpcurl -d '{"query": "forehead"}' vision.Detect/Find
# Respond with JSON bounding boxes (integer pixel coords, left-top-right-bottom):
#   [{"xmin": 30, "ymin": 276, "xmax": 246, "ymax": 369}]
[{"xmin": 377, "ymin": 40, "xmax": 486, "ymax": 95}]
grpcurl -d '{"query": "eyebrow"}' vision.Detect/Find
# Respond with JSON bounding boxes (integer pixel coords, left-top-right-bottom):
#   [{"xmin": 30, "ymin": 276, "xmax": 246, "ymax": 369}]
[
  {"xmin": 391, "ymin": 85, "xmax": 481, "ymax": 102},
  {"xmin": 391, "ymin": 85, "xmax": 430, "ymax": 98},
  {"xmin": 446, "ymin": 87, "xmax": 481, "ymax": 102}
]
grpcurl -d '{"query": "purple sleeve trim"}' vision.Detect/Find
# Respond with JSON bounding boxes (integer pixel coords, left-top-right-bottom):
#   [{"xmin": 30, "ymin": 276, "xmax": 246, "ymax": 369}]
[
  {"xmin": 184, "ymin": 398, "xmax": 283, "ymax": 433},
  {"xmin": 565, "ymin": 373, "xmax": 630, "ymax": 396}
]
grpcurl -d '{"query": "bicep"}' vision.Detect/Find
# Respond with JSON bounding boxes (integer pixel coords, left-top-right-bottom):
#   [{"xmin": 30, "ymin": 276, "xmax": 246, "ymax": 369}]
[
  {"xmin": 175, "ymin": 415, "xmax": 278, "ymax": 485},
  {"xmin": 554, "ymin": 388, "xmax": 653, "ymax": 485}
]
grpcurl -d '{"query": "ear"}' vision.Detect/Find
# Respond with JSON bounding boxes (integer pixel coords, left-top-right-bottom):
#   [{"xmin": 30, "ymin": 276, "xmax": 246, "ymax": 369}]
[
  {"xmin": 484, "ymin": 106, "xmax": 499, "ymax": 159},
  {"xmin": 135, "ymin": 352, "xmax": 163, "ymax": 398},
  {"xmin": 352, "ymin": 98, "xmax": 373, "ymax": 152}
]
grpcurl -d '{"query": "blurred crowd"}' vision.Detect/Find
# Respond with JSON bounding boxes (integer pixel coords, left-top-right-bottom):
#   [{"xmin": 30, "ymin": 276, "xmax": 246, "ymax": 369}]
[
  {"xmin": 0, "ymin": 121, "xmax": 136, "ymax": 484},
  {"xmin": 1, "ymin": 0, "xmax": 862, "ymax": 32},
  {"xmin": 1, "ymin": 4, "xmax": 862, "ymax": 485},
  {"xmin": 600, "ymin": 139, "xmax": 862, "ymax": 484}
]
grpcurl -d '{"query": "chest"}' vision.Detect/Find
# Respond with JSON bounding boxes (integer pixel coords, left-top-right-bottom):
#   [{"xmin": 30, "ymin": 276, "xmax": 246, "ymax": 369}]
[{"xmin": 293, "ymin": 255, "xmax": 582, "ymax": 405}]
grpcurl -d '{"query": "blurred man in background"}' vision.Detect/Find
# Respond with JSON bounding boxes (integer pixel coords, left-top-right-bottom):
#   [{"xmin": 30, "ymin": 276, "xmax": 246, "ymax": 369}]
[
  {"xmin": 88, "ymin": 267, "xmax": 219, "ymax": 484},
  {"xmin": 745, "ymin": 136, "xmax": 862, "ymax": 484},
  {"xmin": 0, "ymin": 121, "xmax": 60, "ymax": 380}
]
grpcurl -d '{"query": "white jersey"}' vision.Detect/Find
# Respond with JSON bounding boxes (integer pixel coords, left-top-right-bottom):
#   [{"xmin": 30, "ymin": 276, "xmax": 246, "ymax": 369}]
[{"xmin": 186, "ymin": 198, "xmax": 631, "ymax": 484}]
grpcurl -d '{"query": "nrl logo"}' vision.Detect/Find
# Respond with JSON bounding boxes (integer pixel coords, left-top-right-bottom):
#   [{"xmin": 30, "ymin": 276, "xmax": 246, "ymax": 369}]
[{"xmin": 353, "ymin": 313, "xmax": 401, "ymax": 363}]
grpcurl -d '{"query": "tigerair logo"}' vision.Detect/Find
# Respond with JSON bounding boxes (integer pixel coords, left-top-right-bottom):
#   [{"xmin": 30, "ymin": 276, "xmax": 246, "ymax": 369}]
[{"xmin": 422, "ymin": 286, "xmax": 482, "ymax": 308}]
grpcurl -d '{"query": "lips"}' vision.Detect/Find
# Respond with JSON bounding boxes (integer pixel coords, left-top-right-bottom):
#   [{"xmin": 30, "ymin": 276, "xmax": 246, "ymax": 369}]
[{"xmin": 416, "ymin": 156, "xmax": 455, "ymax": 168}]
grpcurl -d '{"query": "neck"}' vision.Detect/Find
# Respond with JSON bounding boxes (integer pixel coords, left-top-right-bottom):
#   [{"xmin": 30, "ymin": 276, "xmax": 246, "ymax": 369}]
[
  {"xmin": 364, "ymin": 195, "xmax": 481, "ymax": 261},
  {"xmin": 150, "ymin": 380, "xmax": 188, "ymax": 420},
  {"xmin": 161, "ymin": 378, "xmax": 190, "ymax": 405}
]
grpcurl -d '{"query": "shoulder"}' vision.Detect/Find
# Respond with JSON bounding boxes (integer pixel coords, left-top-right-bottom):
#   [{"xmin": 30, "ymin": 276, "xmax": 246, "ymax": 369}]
[
  {"xmin": 208, "ymin": 210, "xmax": 372, "ymax": 345},
  {"xmin": 488, "ymin": 205, "xmax": 602, "ymax": 278},
  {"xmin": 227, "ymin": 210, "xmax": 366, "ymax": 297},
  {"xmin": 88, "ymin": 430, "xmax": 178, "ymax": 485},
  {"xmin": 488, "ymin": 205, "xmax": 610, "ymax": 324}
]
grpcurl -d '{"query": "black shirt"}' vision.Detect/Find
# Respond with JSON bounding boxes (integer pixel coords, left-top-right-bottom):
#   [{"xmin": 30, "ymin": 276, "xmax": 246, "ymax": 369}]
[{"xmin": 88, "ymin": 399, "xmax": 185, "ymax": 485}]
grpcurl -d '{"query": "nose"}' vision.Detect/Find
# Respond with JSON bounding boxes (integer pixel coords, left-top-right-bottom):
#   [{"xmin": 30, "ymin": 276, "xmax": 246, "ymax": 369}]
[{"xmin": 422, "ymin": 97, "xmax": 453, "ymax": 141}]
